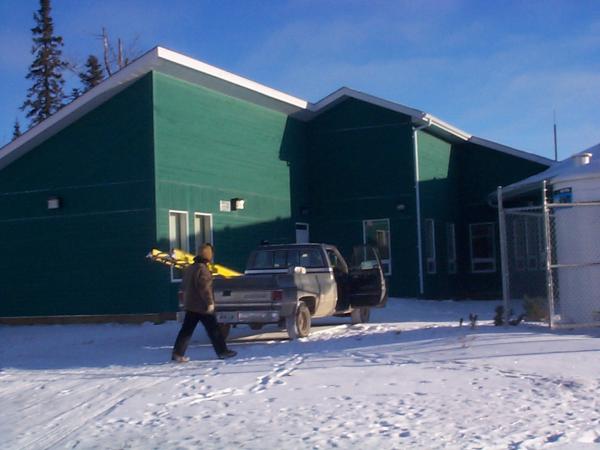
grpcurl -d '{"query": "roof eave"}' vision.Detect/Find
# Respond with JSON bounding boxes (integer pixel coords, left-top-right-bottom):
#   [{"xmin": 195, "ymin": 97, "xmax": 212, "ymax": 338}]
[
  {"xmin": 0, "ymin": 47, "xmax": 310, "ymax": 171},
  {"xmin": 0, "ymin": 47, "xmax": 161, "ymax": 171},
  {"xmin": 469, "ymin": 136, "xmax": 556, "ymax": 167}
]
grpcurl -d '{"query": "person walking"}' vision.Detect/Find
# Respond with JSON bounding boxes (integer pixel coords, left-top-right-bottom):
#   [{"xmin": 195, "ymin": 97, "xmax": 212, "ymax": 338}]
[{"xmin": 172, "ymin": 243, "xmax": 237, "ymax": 362}]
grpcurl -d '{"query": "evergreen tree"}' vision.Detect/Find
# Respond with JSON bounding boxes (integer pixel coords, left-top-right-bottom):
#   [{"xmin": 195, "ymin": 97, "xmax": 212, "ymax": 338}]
[
  {"xmin": 79, "ymin": 55, "xmax": 104, "ymax": 92},
  {"xmin": 70, "ymin": 87, "xmax": 81, "ymax": 101},
  {"xmin": 12, "ymin": 119, "xmax": 22, "ymax": 140},
  {"xmin": 21, "ymin": 0, "xmax": 67, "ymax": 126}
]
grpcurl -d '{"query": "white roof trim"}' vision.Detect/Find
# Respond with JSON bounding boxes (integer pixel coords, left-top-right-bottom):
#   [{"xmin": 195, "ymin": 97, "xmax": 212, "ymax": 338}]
[
  {"xmin": 307, "ymin": 87, "xmax": 472, "ymax": 141},
  {"xmin": 0, "ymin": 47, "xmax": 309, "ymax": 170},
  {"xmin": 423, "ymin": 113, "xmax": 471, "ymax": 141},
  {"xmin": 0, "ymin": 48, "xmax": 160, "ymax": 170},
  {"xmin": 470, "ymin": 136, "xmax": 556, "ymax": 166},
  {"xmin": 306, "ymin": 88, "xmax": 556, "ymax": 166},
  {"xmin": 493, "ymin": 142, "xmax": 600, "ymax": 201},
  {"xmin": 309, "ymin": 87, "xmax": 425, "ymax": 119},
  {"xmin": 0, "ymin": 48, "xmax": 551, "ymax": 171},
  {"xmin": 156, "ymin": 48, "xmax": 308, "ymax": 109}
]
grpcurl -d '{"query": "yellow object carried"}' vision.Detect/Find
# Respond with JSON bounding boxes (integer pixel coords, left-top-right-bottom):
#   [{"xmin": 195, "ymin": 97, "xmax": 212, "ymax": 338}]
[{"xmin": 146, "ymin": 248, "xmax": 242, "ymax": 278}]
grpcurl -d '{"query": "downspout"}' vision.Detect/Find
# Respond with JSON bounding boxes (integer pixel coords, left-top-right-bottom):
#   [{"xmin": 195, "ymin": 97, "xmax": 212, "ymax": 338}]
[{"xmin": 413, "ymin": 120, "xmax": 432, "ymax": 296}]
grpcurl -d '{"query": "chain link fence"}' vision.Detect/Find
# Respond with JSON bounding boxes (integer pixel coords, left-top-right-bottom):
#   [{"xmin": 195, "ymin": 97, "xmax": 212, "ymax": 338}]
[{"xmin": 500, "ymin": 191, "xmax": 600, "ymax": 328}]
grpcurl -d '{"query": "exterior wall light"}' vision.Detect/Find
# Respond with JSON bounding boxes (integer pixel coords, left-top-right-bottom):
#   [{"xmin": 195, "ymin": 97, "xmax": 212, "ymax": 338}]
[
  {"xmin": 231, "ymin": 198, "xmax": 245, "ymax": 211},
  {"xmin": 47, "ymin": 197, "xmax": 61, "ymax": 210}
]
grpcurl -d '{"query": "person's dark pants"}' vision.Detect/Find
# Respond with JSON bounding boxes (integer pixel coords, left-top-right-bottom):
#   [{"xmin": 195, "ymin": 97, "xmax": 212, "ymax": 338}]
[{"xmin": 173, "ymin": 311, "xmax": 228, "ymax": 357}]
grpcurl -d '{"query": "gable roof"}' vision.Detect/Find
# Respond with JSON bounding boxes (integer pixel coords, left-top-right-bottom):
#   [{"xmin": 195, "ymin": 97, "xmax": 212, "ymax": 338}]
[
  {"xmin": 304, "ymin": 88, "xmax": 554, "ymax": 166},
  {"xmin": 0, "ymin": 46, "xmax": 554, "ymax": 171}
]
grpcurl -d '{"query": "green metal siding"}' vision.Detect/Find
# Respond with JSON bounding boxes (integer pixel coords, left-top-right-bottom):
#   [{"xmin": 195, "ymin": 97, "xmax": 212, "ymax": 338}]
[
  {"xmin": 306, "ymin": 98, "xmax": 419, "ymax": 297},
  {"xmin": 0, "ymin": 67, "xmax": 555, "ymax": 317},
  {"xmin": 416, "ymin": 135, "xmax": 549, "ymax": 299},
  {"xmin": 417, "ymin": 131, "xmax": 461, "ymax": 297},
  {"xmin": 0, "ymin": 75, "xmax": 159, "ymax": 317},
  {"xmin": 152, "ymin": 72, "xmax": 308, "ymax": 304},
  {"xmin": 453, "ymin": 142, "xmax": 549, "ymax": 298}
]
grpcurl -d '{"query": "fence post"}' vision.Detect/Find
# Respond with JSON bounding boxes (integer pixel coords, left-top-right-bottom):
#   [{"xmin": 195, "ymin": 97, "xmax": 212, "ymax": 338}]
[
  {"xmin": 542, "ymin": 180, "xmax": 556, "ymax": 328},
  {"xmin": 497, "ymin": 186, "xmax": 510, "ymax": 326}
]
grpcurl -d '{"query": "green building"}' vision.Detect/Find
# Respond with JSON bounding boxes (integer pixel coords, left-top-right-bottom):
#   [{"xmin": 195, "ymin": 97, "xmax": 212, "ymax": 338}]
[{"xmin": 0, "ymin": 47, "xmax": 553, "ymax": 320}]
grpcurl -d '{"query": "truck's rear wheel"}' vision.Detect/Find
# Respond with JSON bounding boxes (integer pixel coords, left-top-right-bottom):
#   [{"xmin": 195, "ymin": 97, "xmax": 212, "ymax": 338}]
[
  {"xmin": 286, "ymin": 302, "xmax": 311, "ymax": 340},
  {"xmin": 351, "ymin": 307, "xmax": 370, "ymax": 324}
]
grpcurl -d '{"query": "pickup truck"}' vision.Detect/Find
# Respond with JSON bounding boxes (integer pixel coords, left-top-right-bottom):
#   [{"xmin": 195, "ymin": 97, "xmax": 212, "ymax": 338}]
[{"xmin": 213, "ymin": 243, "xmax": 387, "ymax": 340}]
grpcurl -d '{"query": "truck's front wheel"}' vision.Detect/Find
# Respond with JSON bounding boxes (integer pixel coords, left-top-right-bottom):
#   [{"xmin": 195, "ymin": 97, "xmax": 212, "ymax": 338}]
[{"xmin": 286, "ymin": 302, "xmax": 311, "ymax": 340}]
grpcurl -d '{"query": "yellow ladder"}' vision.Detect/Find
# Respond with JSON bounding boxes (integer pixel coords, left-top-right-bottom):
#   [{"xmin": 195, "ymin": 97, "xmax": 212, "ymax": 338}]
[{"xmin": 146, "ymin": 248, "xmax": 242, "ymax": 278}]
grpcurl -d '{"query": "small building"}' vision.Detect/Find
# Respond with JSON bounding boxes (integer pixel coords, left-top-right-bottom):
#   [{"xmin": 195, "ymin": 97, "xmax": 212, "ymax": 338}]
[
  {"xmin": 0, "ymin": 47, "xmax": 553, "ymax": 320},
  {"xmin": 498, "ymin": 144, "xmax": 600, "ymax": 326}
]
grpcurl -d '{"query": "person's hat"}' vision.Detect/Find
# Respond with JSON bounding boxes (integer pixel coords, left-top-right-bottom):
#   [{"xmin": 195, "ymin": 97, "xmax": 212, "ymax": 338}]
[{"xmin": 199, "ymin": 243, "xmax": 213, "ymax": 261}]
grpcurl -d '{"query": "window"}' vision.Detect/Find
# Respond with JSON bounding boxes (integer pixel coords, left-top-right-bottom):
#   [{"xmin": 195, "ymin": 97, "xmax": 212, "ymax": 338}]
[
  {"xmin": 513, "ymin": 217, "xmax": 543, "ymax": 272},
  {"xmin": 298, "ymin": 249, "xmax": 326, "ymax": 268},
  {"xmin": 247, "ymin": 248, "xmax": 326, "ymax": 270},
  {"xmin": 169, "ymin": 211, "xmax": 189, "ymax": 281},
  {"xmin": 194, "ymin": 213, "xmax": 213, "ymax": 252},
  {"xmin": 424, "ymin": 219, "xmax": 436, "ymax": 274},
  {"xmin": 512, "ymin": 219, "xmax": 526, "ymax": 271},
  {"xmin": 363, "ymin": 219, "xmax": 391, "ymax": 275},
  {"xmin": 469, "ymin": 223, "xmax": 496, "ymax": 273},
  {"xmin": 446, "ymin": 223, "xmax": 457, "ymax": 274},
  {"xmin": 326, "ymin": 248, "xmax": 348, "ymax": 274}
]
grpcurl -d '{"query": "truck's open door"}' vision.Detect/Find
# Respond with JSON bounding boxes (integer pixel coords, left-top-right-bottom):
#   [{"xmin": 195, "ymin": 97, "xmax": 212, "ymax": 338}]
[{"xmin": 348, "ymin": 245, "xmax": 387, "ymax": 308}]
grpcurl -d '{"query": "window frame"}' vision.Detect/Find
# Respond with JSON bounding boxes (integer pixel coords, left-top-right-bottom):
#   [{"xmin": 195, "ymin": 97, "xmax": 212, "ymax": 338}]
[
  {"xmin": 512, "ymin": 219, "xmax": 526, "ymax": 272},
  {"xmin": 469, "ymin": 222, "xmax": 497, "ymax": 273},
  {"xmin": 424, "ymin": 218, "xmax": 436, "ymax": 274},
  {"xmin": 194, "ymin": 212, "xmax": 214, "ymax": 252},
  {"xmin": 525, "ymin": 218, "xmax": 539, "ymax": 271},
  {"xmin": 446, "ymin": 222, "xmax": 457, "ymax": 274},
  {"xmin": 362, "ymin": 218, "xmax": 392, "ymax": 276},
  {"xmin": 169, "ymin": 210, "xmax": 189, "ymax": 282},
  {"xmin": 295, "ymin": 222, "xmax": 310, "ymax": 244}
]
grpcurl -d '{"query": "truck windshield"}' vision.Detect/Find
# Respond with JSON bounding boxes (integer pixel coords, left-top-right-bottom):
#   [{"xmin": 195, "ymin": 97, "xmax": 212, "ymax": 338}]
[{"xmin": 248, "ymin": 248, "xmax": 326, "ymax": 270}]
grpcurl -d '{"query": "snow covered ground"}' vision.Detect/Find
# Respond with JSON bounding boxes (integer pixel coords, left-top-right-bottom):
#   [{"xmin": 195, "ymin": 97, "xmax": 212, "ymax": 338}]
[{"xmin": 2, "ymin": 298, "xmax": 600, "ymax": 450}]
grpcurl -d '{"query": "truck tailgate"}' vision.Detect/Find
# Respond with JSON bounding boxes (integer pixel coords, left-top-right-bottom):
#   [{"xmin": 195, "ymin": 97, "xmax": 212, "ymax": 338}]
[{"xmin": 214, "ymin": 274, "xmax": 281, "ymax": 310}]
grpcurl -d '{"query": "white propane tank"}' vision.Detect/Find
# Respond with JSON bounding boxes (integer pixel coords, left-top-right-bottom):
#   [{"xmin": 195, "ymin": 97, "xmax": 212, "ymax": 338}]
[{"xmin": 552, "ymin": 152, "xmax": 600, "ymax": 324}]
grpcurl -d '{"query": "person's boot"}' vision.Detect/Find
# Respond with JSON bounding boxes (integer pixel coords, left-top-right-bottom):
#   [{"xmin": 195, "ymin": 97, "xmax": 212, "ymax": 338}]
[
  {"xmin": 217, "ymin": 349, "xmax": 237, "ymax": 360},
  {"xmin": 171, "ymin": 353, "xmax": 190, "ymax": 363}
]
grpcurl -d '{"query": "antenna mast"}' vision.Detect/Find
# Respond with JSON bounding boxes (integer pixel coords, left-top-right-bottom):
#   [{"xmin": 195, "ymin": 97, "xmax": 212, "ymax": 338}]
[{"xmin": 553, "ymin": 110, "xmax": 558, "ymax": 161}]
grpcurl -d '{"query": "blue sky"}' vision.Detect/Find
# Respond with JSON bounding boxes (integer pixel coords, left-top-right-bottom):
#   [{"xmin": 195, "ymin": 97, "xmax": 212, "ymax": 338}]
[{"xmin": 1, "ymin": 0, "xmax": 600, "ymax": 160}]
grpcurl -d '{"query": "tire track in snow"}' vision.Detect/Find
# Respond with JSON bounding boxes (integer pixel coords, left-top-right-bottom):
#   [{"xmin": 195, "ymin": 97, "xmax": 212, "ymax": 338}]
[{"xmin": 13, "ymin": 377, "xmax": 167, "ymax": 450}]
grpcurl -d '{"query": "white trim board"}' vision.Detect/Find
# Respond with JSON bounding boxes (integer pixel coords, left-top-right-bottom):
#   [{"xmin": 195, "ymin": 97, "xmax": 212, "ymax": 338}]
[
  {"xmin": 307, "ymin": 87, "xmax": 472, "ymax": 142},
  {"xmin": 0, "ymin": 47, "xmax": 553, "ymax": 172},
  {"xmin": 0, "ymin": 46, "xmax": 308, "ymax": 172}
]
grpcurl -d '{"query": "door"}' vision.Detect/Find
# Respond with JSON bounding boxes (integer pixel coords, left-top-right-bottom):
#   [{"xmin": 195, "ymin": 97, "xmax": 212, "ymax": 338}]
[
  {"xmin": 347, "ymin": 245, "xmax": 387, "ymax": 308},
  {"xmin": 295, "ymin": 223, "xmax": 309, "ymax": 243}
]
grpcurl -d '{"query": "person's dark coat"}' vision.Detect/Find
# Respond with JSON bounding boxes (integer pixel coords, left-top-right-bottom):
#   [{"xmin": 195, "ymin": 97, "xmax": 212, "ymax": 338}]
[{"xmin": 181, "ymin": 257, "xmax": 215, "ymax": 314}]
